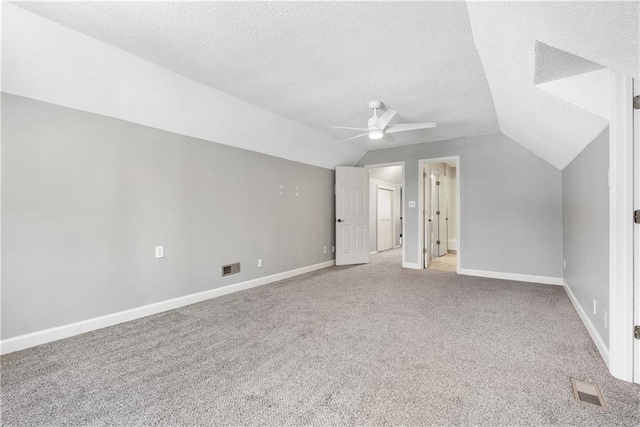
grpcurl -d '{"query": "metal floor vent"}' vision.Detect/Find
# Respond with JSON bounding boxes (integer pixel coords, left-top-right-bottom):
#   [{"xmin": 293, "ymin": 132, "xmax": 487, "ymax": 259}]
[
  {"xmin": 571, "ymin": 378, "xmax": 607, "ymax": 408},
  {"xmin": 222, "ymin": 262, "xmax": 240, "ymax": 277}
]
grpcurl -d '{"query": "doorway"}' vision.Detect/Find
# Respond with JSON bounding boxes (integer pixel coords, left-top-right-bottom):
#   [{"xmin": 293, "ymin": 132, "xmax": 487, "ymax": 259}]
[
  {"xmin": 419, "ymin": 157, "xmax": 460, "ymax": 272},
  {"xmin": 366, "ymin": 163, "xmax": 404, "ymax": 265}
]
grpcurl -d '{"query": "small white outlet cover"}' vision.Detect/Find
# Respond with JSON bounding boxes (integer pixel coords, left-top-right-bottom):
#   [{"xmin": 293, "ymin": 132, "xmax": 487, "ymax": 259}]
[
  {"xmin": 155, "ymin": 246, "xmax": 164, "ymax": 259},
  {"xmin": 324, "ymin": 247, "xmax": 327, "ymax": 253},
  {"xmin": 332, "ymin": 246, "xmax": 335, "ymax": 253},
  {"xmin": 408, "ymin": 201, "xmax": 416, "ymax": 208},
  {"xmin": 257, "ymin": 258, "xmax": 262, "ymax": 268},
  {"xmin": 593, "ymin": 298, "xmax": 597, "ymax": 314},
  {"xmin": 563, "ymin": 260, "xmax": 566, "ymax": 269}
]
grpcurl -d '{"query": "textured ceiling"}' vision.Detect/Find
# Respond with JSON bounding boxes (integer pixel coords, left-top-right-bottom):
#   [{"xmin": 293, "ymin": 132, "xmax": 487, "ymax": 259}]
[
  {"xmin": 9, "ymin": 1, "xmax": 638, "ymax": 168},
  {"xmin": 12, "ymin": 1, "xmax": 499, "ymax": 150},
  {"xmin": 466, "ymin": 1, "xmax": 638, "ymax": 169}
]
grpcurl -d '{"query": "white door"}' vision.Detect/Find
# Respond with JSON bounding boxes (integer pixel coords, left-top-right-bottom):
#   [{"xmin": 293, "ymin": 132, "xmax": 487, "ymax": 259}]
[
  {"xmin": 336, "ymin": 166, "xmax": 369, "ymax": 265},
  {"xmin": 377, "ymin": 188, "xmax": 393, "ymax": 251},
  {"xmin": 439, "ymin": 176, "xmax": 449, "ymax": 256},
  {"xmin": 423, "ymin": 169, "xmax": 431, "ymax": 268},
  {"xmin": 633, "ymin": 81, "xmax": 639, "ymax": 384},
  {"xmin": 430, "ymin": 171, "xmax": 439, "ymax": 258}
]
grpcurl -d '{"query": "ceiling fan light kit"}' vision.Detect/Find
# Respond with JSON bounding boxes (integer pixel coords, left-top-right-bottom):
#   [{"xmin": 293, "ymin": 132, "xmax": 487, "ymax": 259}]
[{"xmin": 324, "ymin": 100, "xmax": 437, "ymax": 144}]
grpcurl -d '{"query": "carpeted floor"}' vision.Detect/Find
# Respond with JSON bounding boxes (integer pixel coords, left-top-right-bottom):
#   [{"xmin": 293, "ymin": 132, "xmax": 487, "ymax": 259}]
[{"xmin": 2, "ymin": 249, "xmax": 639, "ymax": 426}]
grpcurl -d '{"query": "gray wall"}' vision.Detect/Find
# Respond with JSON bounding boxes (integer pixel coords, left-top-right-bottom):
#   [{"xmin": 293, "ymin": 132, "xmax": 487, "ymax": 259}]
[
  {"xmin": 2, "ymin": 94, "xmax": 335, "ymax": 339},
  {"xmin": 358, "ymin": 134, "xmax": 563, "ymax": 277},
  {"xmin": 562, "ymin": 128, "xmax": 609, "ymax": 347}
]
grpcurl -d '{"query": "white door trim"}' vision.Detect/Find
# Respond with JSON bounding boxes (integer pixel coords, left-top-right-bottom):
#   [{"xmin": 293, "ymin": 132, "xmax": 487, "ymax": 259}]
[
  {"xmin": 418, "ymin": 157, "xmax": 461, "ymax": 273},
  {"xmin": 608, "ymin": 71, "xmax": 634, "ymax": 382},
  {"xmin": 633, "ymin": 78, "xmax": 639, "ymax": 384},
  {"xmin": 364, "ymin": 162, "xmax": 406, "ymax": 267}
]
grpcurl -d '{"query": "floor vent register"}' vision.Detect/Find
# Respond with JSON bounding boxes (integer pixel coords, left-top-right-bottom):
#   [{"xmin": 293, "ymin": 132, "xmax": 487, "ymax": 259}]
[{"xmin": 571, "ymin": 378, "xmax": 607, "ymax": 408}]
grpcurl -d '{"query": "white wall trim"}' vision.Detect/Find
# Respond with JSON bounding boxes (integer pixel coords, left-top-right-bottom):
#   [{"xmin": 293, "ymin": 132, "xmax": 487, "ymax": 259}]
[
  {"xmin": 459, "ymin": 268, "xmax": 563, "ymax": 286},
  {"xmin": 563, "ymin": 280, "xmax": 610, "ymax": 367},
  {"xmin": 0, "ymin": 260, "xmax": 335, "ymax": 355},
  {"xmin": 402, "ymin": 262, "xmax": 422, "ymax": 270},
  {"xmin": 608, "ymin": 71, "xmax": 634, "ymax": 381}
]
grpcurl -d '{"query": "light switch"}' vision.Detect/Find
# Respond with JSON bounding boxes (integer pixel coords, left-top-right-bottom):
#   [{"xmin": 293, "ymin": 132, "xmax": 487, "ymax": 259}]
[
  {"xmin": 155, "ymin": 246, "xmax": 164, "ymax": 259},
  {"xmin": 408, "ymin": 201, "xmax": 416, "ymax": 208}
]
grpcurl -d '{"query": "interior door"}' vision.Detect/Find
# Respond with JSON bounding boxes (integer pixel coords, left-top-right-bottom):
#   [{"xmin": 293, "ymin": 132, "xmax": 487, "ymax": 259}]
[
  {"xmin": 336, "ymin": 166, "xmax": 369, "ymax": 265},
  {"xmin": 431, "ymin": 171, "xmax": 440, "ymax": 257},
  {"xmin": 377, "ymin": 188, "xmax": 393, "ymax": 251},
  {"xmin": 423, "ymin": 169, "xmax": 431, "ymax": 268},
  {"xmin": 439, "ymin": 176, "xmax": 449, "ymax": 256}
]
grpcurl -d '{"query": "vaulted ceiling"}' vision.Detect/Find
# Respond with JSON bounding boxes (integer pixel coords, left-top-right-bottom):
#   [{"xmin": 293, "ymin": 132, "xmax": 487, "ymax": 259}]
[{"xmin": 8, "ymin": 1, "xmax": 639, "ymax": 169}]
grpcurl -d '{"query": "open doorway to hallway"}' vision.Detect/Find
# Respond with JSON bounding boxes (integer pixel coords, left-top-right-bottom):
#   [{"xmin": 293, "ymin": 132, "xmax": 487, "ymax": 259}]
[
  {"xmin": 420, "ymin": 157, "xmax": 460, "ymax": 272},
  {"xmin": 366, "ymin": 163, "xmax": 404, "ymax": 265}
]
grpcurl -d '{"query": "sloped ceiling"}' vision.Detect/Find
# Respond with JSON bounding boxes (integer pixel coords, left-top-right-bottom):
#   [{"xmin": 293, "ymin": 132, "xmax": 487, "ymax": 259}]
[
  {"xmin": 10, "ymin": 1, "xmax": 499, "ymax": 150},
  {"xmin": 8, "ymin": 1, "xmax": 639, "ymax": 169},
  {"xmin": 466, "ymin": 1, "xmax": 638, "ymax": 169}
]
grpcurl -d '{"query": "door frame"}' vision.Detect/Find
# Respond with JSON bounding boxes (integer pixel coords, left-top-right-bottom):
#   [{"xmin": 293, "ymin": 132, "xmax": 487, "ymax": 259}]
[
  {"xmin": 364, "ymin": 161, "xmax": 406, "ymax": 267},
  {"xmin": 608, "ymin": 71, "xmax": 635, "ymax": 382},
  {"xmin": 418, "ymin": 156, "xmax": 461, "ymax": 273},
  {"xmin": 376, "ymin": 186, "xmax": 394, "ymax": 252}
]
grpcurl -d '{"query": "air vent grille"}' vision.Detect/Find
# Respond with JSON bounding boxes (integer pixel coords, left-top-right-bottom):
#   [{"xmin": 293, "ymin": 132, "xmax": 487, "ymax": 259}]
[
  {"xmin": 222, "ymin": 262, "xmax": 240, "ymax": 277},
  {"xmin": 571, "ymin": 378, "xmax": 607, "ymax": 408}
]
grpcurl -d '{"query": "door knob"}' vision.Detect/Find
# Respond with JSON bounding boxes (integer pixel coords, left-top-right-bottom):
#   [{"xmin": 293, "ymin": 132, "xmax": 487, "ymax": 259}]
[{"xmin": 336, "ymin": 219, "xmax": 344, "ymax": 222}]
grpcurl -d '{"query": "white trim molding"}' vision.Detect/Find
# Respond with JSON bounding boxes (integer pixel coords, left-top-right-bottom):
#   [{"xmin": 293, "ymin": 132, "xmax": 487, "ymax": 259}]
[
  {"xmin": 608, "ymin": 71, "xmax": 634, "ymax": 382},
  {"xmin": 459, "ymin": 268, "xmax": 563, "ymax": 286},
  {"xmin": 0, "ymin": 260, "xmax": 335, "ymax": 355},
  {"xmin": 563, "ymin": 280, "xmax": 610, "ymax": 367}
]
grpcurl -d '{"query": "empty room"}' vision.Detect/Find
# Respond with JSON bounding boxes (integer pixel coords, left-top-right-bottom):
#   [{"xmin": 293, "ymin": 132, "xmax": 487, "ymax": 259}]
[{"xmin": 2, "ymin": 1, "xmax": 640, "ymax": 425}]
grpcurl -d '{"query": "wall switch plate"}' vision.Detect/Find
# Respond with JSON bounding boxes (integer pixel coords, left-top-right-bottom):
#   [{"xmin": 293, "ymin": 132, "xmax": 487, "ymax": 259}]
[
  {"xmin": 593, "ymin": 298, "xmax": 597, "ymax": 314},
  {"xmin": 332, "ymin": 246, "xmax": 335, "ymax": 253},
  {"xmin": 324, "ymin": 247, "xmax": 327, "ymax": 253},
  {"xmin": 257, "ymin": 258, "xmax": 262, "ymax": 268},
  {"xmin": 408, "ymin": 201, "xmax": 416, "ymax": 208},
  {"xmin": 563, "ymin": 260, "xmax": 566, "ymax": 269},
  {"xmin": 155, "ymin": 246, "xmax": 164, "ymax": 259}
]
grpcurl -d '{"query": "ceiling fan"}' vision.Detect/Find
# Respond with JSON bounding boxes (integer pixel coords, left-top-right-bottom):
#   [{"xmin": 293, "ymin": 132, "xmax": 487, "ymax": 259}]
[{"xmin": 324, "ymin": 100, "xmax": 436, "ymax": 144}]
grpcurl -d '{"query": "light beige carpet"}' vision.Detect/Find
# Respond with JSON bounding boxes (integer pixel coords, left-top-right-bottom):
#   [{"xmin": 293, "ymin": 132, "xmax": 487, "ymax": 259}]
[{"xmin": 2, "ymin": 250, "xmax": 639, "ymax": 425}]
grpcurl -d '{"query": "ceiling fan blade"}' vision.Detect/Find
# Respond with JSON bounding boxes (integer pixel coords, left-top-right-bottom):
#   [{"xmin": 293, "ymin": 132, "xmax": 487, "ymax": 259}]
[
  {"xmin": 323, "ymin": 126, "xmax": 370, "ymax": 132},
  {"xmin": 336, "ymin": 133, "xmax": 369, "ymax": 144},
  {"xmin": 386, "ymin": 123, "xmax": 437, "ymax": 134},
  {"xmin": 374, "ymin": 110, "xmax": 397, "ymax": 130}
]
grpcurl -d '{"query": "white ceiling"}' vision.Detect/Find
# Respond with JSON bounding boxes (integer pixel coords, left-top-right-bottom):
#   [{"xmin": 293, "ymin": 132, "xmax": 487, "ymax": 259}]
[
  {"xmin": 466, "ymin": 1, "xmax": 638, "ymax": 169},
  {"xmin": 11, "ymin": 1, "xmax": 499, "ymax": 151},
  {"xmin": 9, "ymin": 1, "xmax": 639, "ymax": 169}
]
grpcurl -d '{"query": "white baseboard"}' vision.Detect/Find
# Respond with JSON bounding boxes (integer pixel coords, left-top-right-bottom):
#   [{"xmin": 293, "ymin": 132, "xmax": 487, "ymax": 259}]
[
  {"xmin": 458, "ymin": 268, "xmax": 563, "ymax": 286},
  {"xmin": 403, "ymin": 262, "xmax": 422, "ymax": 270},
  {"xmin": 0, "ymin": 260, "xmax": 335, "ymax": 355},
  {"xmin": 562, "ymin": 280, "xmax": 610, "ymax": 367}
]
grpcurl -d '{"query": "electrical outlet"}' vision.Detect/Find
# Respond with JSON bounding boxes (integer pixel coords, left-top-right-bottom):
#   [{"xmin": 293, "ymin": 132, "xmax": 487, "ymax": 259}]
[
  {"xmin": 332, "ymin": 246, "xmax": 335, "ymax": 253},
  {"xmin": 408, "ymin": 201, "xmax": 416, "ymax": 208},
  {"xmin": 563, "ymin": 260, "xmax": 566, "ymax": 270},
  {"xmin": 323, "ymin": 246, "xmax": 327, "ymax": 254},
  {"xmin": 155, "ymin": 246, "xmax": 164, "ymax": 259},
  {"xmin": 257, "ymin": 258, "xmax": 262, "ymax": 268},
  {"xmin": 593, "ymin": 298, "xmax": 597, "ymax": 315}
]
